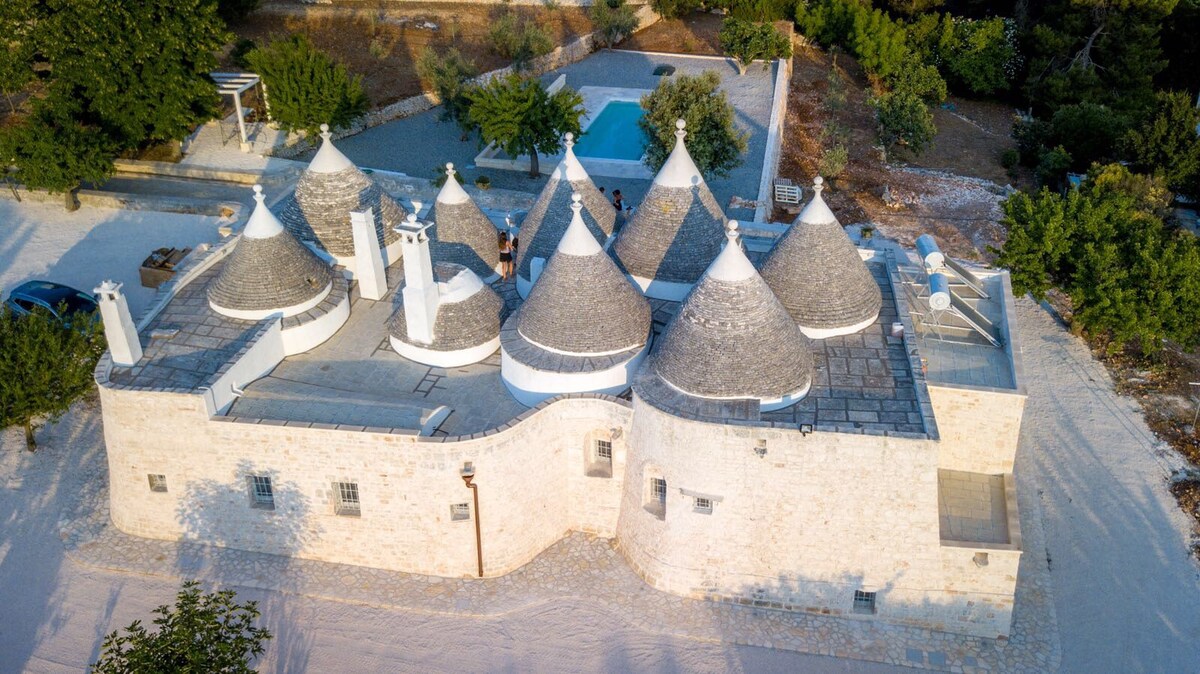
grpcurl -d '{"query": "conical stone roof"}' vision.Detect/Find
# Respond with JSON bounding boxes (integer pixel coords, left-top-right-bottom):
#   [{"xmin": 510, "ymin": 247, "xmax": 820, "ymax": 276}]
[
  {"xmin": 429, "ymin": 163, "xmax": 500, "ymax": 278},
  {"xmin": 277, "ymin": 124, "xmax": 407, "ymax": 258},
  {"xmin": 517, "ymin": 194, "xmax": 650, "ymax": 355},
  {"xmin": 759, "ymin": 177, "xmax": 882, "ymax": 337},
  {"xmin": 208, "ymin": 185, "xmax": 335, "ymax": 316},
  {"xmin": 515, "ymin": 133, "xmax": 615, "ymax": 281},
  {"xmin": 612, "ymin": 119, "xmax": 727, "ymax": 285},
  {"xmin": 388, "ymin": 263, "xmax": 502, "ymax": 352},
  {"xmin": 649, "ymin": 223, "xmax": 813, "ymax": 402}
]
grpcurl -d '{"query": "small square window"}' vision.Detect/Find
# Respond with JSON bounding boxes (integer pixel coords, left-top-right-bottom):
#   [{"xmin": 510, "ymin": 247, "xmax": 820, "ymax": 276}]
[
  {"xmin": 693, "ymin": 497, "xmax": 713, "ymax": 514},
  {"xmin": 587, "ymin": 438, "xmax": 614, "ymax": 478},
  {"xmin": 147, "ymin": 474, "xmax": 167, "ymax": 493},
  {"xmin": 450, "ymin": 503, "xmax": 471, "ymax": 521},
  {"xmin": 249, "ymin": 475, "xmax": 275, "ymax": 510},
  {"xmin": 334, "ymin": 481, "xmax": 361, "ymax": 517},
  {"xmin": 853, "ymin": 590, "xmax": 877, "ymax": 615},
  {"xmin": 651, "ymin": 477, "xmax": 667, "ymax": 503},
  {"xmin": 595, "ymin": 439, "xmax": 612, "ymax": 461}
]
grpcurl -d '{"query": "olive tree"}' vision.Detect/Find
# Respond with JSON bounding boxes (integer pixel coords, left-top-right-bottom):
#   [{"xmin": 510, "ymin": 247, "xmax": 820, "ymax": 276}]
[
  {"xmin": 639, "ymin": 71, "xmax": 748, "ymax": 179},
  {"xmin": 466, "ymin": 74, "xmax": 583, "ymax": 177},
  {"xmin": 719, "ymin": 18, "xmax": 792, "ymax": 75}
]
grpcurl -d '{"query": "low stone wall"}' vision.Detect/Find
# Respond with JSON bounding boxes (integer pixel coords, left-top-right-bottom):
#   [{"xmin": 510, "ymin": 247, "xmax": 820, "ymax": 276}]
[{"xmin": 268, "ymin": 4, "xmax": 662, "ymax": 159}]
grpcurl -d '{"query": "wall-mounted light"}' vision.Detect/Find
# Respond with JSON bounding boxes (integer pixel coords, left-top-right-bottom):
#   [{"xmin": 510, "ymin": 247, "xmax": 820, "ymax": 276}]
[
  {"xmin": 610, "ymin": 427, "xmax": 623, "ymax": 440},
  {"xmin": 799, "ymin": 423, "xmax": 813, "ymax": 436},
  {"xmin": 754, "ymin": 439, "xmax": 767, "ymax": 458}
]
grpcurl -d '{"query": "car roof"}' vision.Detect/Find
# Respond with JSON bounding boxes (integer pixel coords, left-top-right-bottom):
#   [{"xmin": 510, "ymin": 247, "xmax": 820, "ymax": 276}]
[{"xmin": 10, "ymin": 281, "xmax": 96, "ymax": 312}]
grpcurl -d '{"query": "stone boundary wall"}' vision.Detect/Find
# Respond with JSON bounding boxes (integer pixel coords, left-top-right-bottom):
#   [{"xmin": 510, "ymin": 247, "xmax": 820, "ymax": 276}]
[
  {"xmin": 755, "ymin": 22, "xmax": 795, "ymax": 223},
  {"xmin": 268, "ymin": 4, "xmax": 662, "ymax": 159}
]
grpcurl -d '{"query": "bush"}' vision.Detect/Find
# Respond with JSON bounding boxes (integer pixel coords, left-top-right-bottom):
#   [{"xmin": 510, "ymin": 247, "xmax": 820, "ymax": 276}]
[
  {"xmin": 729, "ymin": 0, "xmax": 796, "ymax": 21},
  {"xmin": 719, "ymin": 18, "xmax": 792, "ymax": 75},
  {"xmin": 886, "ymin": 62, "xmax": 946, "ymax": 104},
  {"xmin": 488, "ymin": 12, "xmax": 554, "ymax": 69},
  {"xmin": 416, "ymin": 47, "xmax": 478, "ymax": 132},
  {"xmin": 1047, "ymin": 103, "xmax": 1124, "ymax": 171},
  {"xmin": 639, "ymin": 71, "xmax": 749, "ymax": 179},
  {"xmin": 993, "ymin": 164, "xmax": 1200, "ymax": 353},
  {"xmin": 1122, "ymin": 90, "xmax": 1200, "ymax": 197},
  {"xmin": 247, "ymin": 35, "xmax": 368, "ymax": 137},
  {"xmin": 1000, "ymin": 147, "xmax": 1019, "ymax": 169},
  {"xmin": 872, "ymin": 90, "xmax": 936, "ymax": 156},
  {"xmin": 796, "ymin": 0, "xmax": 907, "ymax": 80},
  {"xmin": 819, "ymin": 143, "xmax": 849, "ymax": 177},
  {"xmin": 651, "ymin": 0, "xmax": 703, "ymax": 20},
  {"xmin": 592, "ymin": 0, "xmax": 641, "ymax": 49},
  {"xmin": 1034, "ymin": 145, "xmax": 1072, "ymax": 189}
]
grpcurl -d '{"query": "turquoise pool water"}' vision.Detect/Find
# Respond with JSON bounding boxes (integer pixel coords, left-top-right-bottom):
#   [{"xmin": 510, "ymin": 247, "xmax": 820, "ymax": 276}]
[{"xmin": 574, "ymin": 101, "xmax": 647, "ymax": 161}]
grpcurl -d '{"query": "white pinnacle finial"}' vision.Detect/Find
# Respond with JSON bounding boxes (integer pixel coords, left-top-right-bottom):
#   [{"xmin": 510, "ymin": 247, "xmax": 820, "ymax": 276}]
[
  {"xmin": 557, "ymin": 192, "xmax": 601, "ymax": 256},
  {"xmin": 308, "ymin": 123, "xmax": 354, "ymax": 173},
  {"xmin": 558, "ymin": 132, "xmax": 587, "ymax": 181},
  {"xmin": 564, "ymin": 132, "xmax": 575, "ymax": 149},
  {"xmin": 796, "ymin": 176, "xmax": 837, "ymax": 226},
  {"xmin": 243, "ymin": 184, "xmax": 285, "ymax": 239},
  {"xmin": 726, "ymin": 219, "xmax": 739, "ymax": 241},
  {"xmin": 813, "ymin": 176, "xmax": 824, "ymax": 194},
  {"xmin": 675, "ymin": 118, "xmax": 687, "ymax": 137},
  {"xmin": 436, "ymin": 161, "xmax": 471, "ymax": 204},
  {"xmin": 320, "ymin": 123, "xmax": 331, "ymax": 140},
  {"xmin": 706, "ymin": 219, "xmax": 755, "ymax": 282},
  {"xmin": 407, "ymin": 213, "xmax": 418, "ymax": 224},
  {"xmin": 653, "ymin": 119, "xmax": 703, "ymax": 188}
]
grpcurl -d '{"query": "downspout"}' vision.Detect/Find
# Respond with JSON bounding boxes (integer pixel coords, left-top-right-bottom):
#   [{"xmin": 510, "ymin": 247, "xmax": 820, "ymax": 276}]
[{"xmin": 461, "ymin": 463, "xmax": 483, "ymax": 578}]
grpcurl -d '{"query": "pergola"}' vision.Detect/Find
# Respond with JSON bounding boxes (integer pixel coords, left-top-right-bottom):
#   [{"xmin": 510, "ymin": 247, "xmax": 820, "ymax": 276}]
[{"xmin": 210, "ymin": 72, "xmax": 262, "ymax": 151}]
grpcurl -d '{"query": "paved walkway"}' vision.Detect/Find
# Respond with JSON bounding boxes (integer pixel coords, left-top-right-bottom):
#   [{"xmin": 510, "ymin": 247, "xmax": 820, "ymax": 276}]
[{"xmin": 3, "ymin": 297, "xmax": 1198, "ymax": 672}]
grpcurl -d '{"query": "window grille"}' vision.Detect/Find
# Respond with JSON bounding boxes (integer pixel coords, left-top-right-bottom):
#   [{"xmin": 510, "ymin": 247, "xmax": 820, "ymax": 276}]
[
  {"xmin": 595, "ymin": 439, "xmax": 612, "ymax": 462},
  {"xmin": 334, "ymin": 481, "xmax": 361, "ymax": 516},
  {"xmin": 694, "ymin": 497, "xmax": 713, "ymax": 514},
  {"xmin": 450, "ymin": 503, "xmax": 471, "ymax": 521},
  {"xmin": 147, "ymin": 474, "xmax": 168, "ymax": 493},
  {"xmin": 853, "ymin": 590, "xmax": 877, "ymax": 614},
  {"xmin": 249, "ymin": 475, "xmax": 274, "ymax": 510},
  {"xmin": 651, "ymin": 477, "xmax": 667, "ymax": 504}
]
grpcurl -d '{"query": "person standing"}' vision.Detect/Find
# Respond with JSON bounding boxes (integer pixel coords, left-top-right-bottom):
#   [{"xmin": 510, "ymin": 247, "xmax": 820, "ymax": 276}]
[{"xmin": 498, "ymin": 231, "xmax": 514, "ymax": 281}]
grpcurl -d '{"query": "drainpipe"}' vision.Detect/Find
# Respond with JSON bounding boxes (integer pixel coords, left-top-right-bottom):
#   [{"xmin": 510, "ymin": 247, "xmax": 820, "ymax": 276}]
[{"xmin": 461, "ymin": 463, "xmax": 483, "ymax": 578}]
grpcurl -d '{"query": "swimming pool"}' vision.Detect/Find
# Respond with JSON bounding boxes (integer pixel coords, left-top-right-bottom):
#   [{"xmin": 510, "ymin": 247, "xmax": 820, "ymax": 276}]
[{"xmin": 574, "ymin": 101, "xmax": 647, "ymax": 162}]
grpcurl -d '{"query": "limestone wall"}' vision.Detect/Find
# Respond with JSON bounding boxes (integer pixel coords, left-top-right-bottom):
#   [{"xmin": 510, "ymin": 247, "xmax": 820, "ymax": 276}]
[
  {"xmin": 615, "ymin": 397, "xmax": 1019, "ymax": 639},
  {"xmin": 101, "ymin": 386, "xmax": 630, "ymax": 577},
  {"xmin": 929, "ymin": 384, "xmax": 1026, "ymax": 475}
]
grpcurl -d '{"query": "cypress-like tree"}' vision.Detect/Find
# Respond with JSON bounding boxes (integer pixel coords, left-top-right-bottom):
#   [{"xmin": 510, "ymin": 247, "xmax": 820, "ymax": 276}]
[{"xmin": 466, "ymin": 74, "xmax": 583, "ymax": 177}]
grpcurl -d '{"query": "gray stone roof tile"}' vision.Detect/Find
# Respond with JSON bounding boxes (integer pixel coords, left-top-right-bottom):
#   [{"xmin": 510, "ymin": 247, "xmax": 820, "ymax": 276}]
[
  {"xmin": 612, "ymin": 182, "xmax": 726, "ymax": 284},
  {"xmin": 207, "ymin": 230, "xmax": 335, "ymax": 313},
  {"xmin": 430, "ymin": 198, "xmax": 500, "ymax": 278},
  {"xmin": 277, "ymin": 165, "xmax": 406, "ymax": 257},
  {"xmin": 388, "ymin": 263, "xmax": 502, "ymax": 352},
  {"xmin": 515, "ymin": 175, "xmax": 614, "ymax": 279}
]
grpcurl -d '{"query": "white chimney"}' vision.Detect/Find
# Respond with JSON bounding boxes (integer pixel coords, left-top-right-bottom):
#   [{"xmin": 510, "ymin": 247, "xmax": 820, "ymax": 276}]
[
  {"xmin": 396, "ymin": 213, "xmax": 439, "ymax": 344},
  {"xmin": 93, "ymin": 280, "xmax": 143, "ymax": 367},
  {"xmin": 350, "ymin": 207, "xmax": 388, "ymax": 301}
]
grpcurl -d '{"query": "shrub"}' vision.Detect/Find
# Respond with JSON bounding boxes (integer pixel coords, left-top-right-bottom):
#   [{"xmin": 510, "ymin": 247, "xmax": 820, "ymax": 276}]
[
  {"xmin": 92, "ymin": 581, "xmax": 272, "ymax": 673},
  {"xmin": 719, "ymin": 18, "xmax": 793, "ymax": 75},
  {"xmin": 729, "ymin": 0, "xmax": 796, "ymax": 21},
  {"xmin": 883, "ymin": 0, "xmax": 944, "ymax": 14},
  {"xmin": 247, "ymin": 35, "xmax": 369, "ymax": 137},
  {"xmin": 1122, "ymin": 90, "xmax": 1200, "ymax": 197},
  {"xmin": 1047, "ymin": 102, "xmax": 1124, "ymax": 171},
  {"xmin": 819, "ymin": 143, "xmax": 849, "ymax": 177},
  {"xmin": 651, "ymin": 0, "xmax": 703, "ymax": 20},
  {"xmin": 796, "ymin": 0, "xmax": 908, "ymax": 80},
  {"xmin": 1034, "ymin": 145, "xmax": 1072, "ymax": 189},
  {"xmin": 467, "ymin": 74, "xmax": 583, "ymax": 176},
  {"xmin": 488, "ymin": 12, "xmax": 554, "ymax": 70},
  {"xmin": 416, "ymin": 47, "xmax": 478, "ymax": 132},
  {"xmin": 1000, "ymin": 147, "xmax": 1019, "ymax": 169},
  {"xmin": 886, "ymin": 62, "xmax": 946, "ymax": 104},
  {"xmin": 0, "ymin": 297, "xmax": 105, "ymax": 448},
  {"xmin": 639, "ymin": 71, "xmax": 748, "ymax": 179},
  {"xmin": 230, "ymin": 38, "xmax": 256, "ymax": 69},
  {"xmin": 591, "ymin": 0, "xmax": 641, "ymax": 49},
  {"xmin": 871, "ymin": 90, "xmax": 936, "ymax": 157}
]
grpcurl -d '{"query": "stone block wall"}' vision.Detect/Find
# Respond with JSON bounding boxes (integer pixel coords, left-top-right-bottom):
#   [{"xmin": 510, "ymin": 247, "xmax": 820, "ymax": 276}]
[
  {"xmin": 929, "ymin": 384, "xmax": 1026, "ymax": 475},
  {"xmin": 101, "ymin": 386, "xmax": 630, "ymax": 577},
  {"xmin": 615, "ymin": 397, "xmax": 1020, "ymax": 639}
]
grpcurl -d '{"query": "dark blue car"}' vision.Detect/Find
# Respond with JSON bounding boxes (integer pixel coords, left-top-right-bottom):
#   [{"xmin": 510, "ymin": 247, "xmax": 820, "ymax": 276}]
[{"xmin": 4, "ymin": 280, "xmax": 99, "ymax": 322}]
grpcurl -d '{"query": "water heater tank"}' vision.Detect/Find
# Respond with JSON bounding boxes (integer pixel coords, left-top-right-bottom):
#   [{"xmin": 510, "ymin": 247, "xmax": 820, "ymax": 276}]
[
  {"xmin": 928, "ymin": 272, "xmax": 951, "ymax": 311},
  {"xmin": 916, "ymin": 234, "xmax": 945, "ymax": 271}
]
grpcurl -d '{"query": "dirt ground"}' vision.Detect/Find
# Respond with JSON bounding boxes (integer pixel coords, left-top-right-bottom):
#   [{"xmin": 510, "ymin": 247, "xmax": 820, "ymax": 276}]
[
  {"xmin": 776, "ymin": 42, "xmax": 1020, "ymax": 260},
  {"xmin": 228, "ymin": 1, "xmax": 595, "ymax": 107},
  {"xmin": 619, "ymin": 11, "xmax": 725, "ymax": 55}
]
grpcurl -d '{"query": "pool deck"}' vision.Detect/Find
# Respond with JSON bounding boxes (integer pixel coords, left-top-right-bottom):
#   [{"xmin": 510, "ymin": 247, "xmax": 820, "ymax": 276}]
[{"xmin": 325, "ymin": 51, "xmax": 777, "ymax": 218}]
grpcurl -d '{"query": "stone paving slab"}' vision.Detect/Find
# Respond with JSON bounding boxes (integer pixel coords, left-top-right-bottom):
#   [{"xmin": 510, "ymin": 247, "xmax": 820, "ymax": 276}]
[{"xmin": 59, "ymin": 413, "xmax": 1059, "ymax": 673}]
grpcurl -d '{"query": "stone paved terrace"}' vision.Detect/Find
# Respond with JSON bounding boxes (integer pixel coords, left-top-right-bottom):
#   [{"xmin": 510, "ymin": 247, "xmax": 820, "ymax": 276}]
[{"xmin": 938, "ymin": 469, "xmax": 1011, "ymax": 545}]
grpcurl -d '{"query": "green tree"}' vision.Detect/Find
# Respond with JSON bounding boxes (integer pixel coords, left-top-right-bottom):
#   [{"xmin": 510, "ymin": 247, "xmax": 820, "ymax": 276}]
[
  {"xmin": 941, "ymin": 17, "xmax": 1019, "ymax": 96},
  {"xmin": 871, "ymin": 90, "xmax": 936, "ymax": 157},
  {"xmin": 247, "ymin": 35, "xmax": 369, "ymax": 136},
  {"xmin": 591, "ymin": 0, "xmax": 641, "ymax": 49},
  {"xmin": 466, "ymin": 74, "xmax": 583, "ymax": 177},
  {"xmin": 1047, "ymin": 102, "xmax": 1124, "ymax": 170},
  {"xmin": 639, "ymin": 71, "xmax": 748, "ymax": 178},
  {"xmin": 92, "ymin": 581, "xmax": 272, "ymax": 674},
  {"xmin": 883, "ymin": 0, "xmax": 945, "ymax": 15},
  {"xmin": 887, "ymin": 62, "xmax": 947, "ymax": 103},
  {"xmin": 0, "ymin": 103, "xmax": 116, "ymax": 210},
  {"xmin": 488, "ymin": 12, "xmax": 554, "ymax": 70},
  {"xmin": 729, "ymin": 0, "xmax": 796, "ymax": 21},
  {"xmin": 416, "ymin": 47, "xmax": 478, "ymax": 134},
  {"xmin": 38, "ymin": 0, "xmax": 228, "ymax": 150},
  {"xmin": 719, "ymin": 18, "xmax": 793, "ymax": 75},
  {"xmin": 0, "ymin": 300, "xmax": 104, "ymax": 449},
  {"xmin": 849, "ymin": 6, "xmax": 909, "ymax": 79},
  {"xmin": 1122, "ymin": 90, "xmax": 1200, "ymax": 196},
  {"xmin": 651, "ymin": 0, "xmax": 703, "ymax": 20},
  {"xmin": 0, "ymin": 0, "xmax": 35, "ymax": 114}
]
